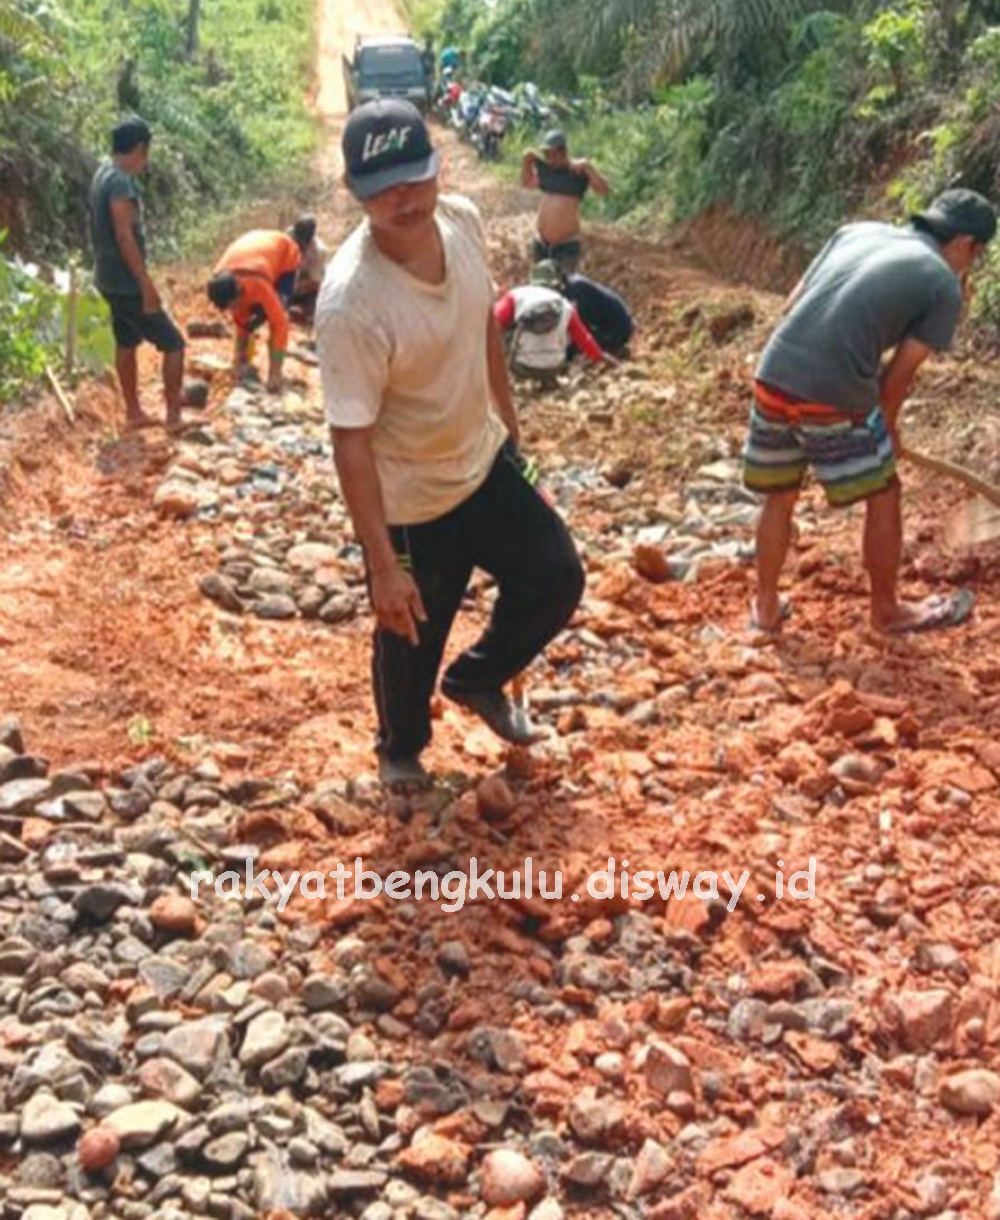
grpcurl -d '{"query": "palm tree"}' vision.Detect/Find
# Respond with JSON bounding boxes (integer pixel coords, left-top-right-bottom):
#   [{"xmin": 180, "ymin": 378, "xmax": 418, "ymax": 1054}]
[{"xmin": 577, "ymin": 0, "xmax": 822, "ymax": 88}]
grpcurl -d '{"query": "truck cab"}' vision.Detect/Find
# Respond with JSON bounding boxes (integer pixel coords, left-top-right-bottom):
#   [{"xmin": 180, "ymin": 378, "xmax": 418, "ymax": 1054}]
[{"xmin": 344, "ymin": 35, "xmax": 430, "ymax": 112}]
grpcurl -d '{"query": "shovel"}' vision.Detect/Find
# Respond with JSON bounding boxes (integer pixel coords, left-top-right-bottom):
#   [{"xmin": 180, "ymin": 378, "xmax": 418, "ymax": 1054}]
[{"xmin": 902, "ymin": 445, "xmax": 1000, "ymax": 544}]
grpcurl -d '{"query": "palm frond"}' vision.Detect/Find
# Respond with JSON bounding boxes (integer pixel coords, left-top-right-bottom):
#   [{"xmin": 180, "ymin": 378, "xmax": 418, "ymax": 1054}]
[{"xmin": 577, "ymin": 0, "xmax": 814, "ymax": 86}]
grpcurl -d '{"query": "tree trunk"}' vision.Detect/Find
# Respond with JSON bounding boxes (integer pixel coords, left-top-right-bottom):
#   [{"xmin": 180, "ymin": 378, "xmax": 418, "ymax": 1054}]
[{"xmin": 185, "ymin": 0, "xmax": 201, "ymax": 61}]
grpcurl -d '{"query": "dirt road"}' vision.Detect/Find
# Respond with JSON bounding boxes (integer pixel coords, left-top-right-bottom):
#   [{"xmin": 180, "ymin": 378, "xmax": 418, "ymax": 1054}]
[
  {"xmin": 316, "ymin": 0, "xmax": 405, "ymax": 119},
  {"xmin": 3, "ymin": 4, "xmax": 1000, "ymax": 1217}
]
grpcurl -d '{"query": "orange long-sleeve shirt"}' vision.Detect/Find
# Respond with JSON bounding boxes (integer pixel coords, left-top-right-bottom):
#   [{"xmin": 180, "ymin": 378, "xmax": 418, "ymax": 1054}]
[{"xmin": 214, "ymin": 231, "xmax": 301, "ymax": 354}]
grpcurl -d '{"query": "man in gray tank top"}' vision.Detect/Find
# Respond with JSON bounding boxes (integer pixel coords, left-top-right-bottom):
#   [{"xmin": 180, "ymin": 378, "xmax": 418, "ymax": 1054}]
[{"xmin": 742, "ymin": 189, "xmax": 996, "ymax": 635}]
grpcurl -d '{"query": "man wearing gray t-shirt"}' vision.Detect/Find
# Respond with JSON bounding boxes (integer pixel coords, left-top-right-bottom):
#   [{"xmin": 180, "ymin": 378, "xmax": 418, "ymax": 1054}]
[
  {"xmin": 743, "ymin": 189, "xmax": 996, "ymax": 635},
  {"xmin": 89, "ymin": 118, "xmax": 185, "ymax": 433}
]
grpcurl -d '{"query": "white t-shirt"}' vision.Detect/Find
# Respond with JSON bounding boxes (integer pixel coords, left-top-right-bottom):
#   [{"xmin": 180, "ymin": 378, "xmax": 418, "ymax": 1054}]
[
  {"xmin": 316, "ymin": 195, "xmax": 507, "ymax": 527},
  {"xmin": 298, "ymin": 238, "xmax": 329, "ymax": 285},
  {"xmin": 509, "ymin": 285, "xmax": 572, "ymax": 370}
]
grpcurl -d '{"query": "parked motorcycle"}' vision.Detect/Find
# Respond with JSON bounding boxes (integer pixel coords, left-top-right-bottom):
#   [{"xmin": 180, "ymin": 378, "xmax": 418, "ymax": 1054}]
[{"xmin": 472, "ymin": 99, "xmax": 510, "ymax": 160}]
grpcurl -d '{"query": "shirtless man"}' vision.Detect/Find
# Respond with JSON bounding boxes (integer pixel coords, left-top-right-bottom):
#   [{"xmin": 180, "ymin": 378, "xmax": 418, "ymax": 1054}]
[{"xmin": 521, "ymin": 130, "xmax": 609, "ymax": 275}]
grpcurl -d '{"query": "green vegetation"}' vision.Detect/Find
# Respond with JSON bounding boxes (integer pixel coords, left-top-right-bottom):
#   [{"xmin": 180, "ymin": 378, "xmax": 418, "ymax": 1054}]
[
  {"xmin": 2, "ymin": 0, "xmax": 318, "ymax": 260},
  {"xmin": 416, "ymin": 0, "xmax": 1000, "ymax": 327},
  {"xmin": 0, "ymin": 237, "xmax": 114, "ymax": 400},
  {"xmin": 0, "ymin": 0, "xmax": 318, "ymax": 397}
]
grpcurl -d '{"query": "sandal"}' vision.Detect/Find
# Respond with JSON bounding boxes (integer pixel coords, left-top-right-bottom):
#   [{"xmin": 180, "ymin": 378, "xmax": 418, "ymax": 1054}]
[
  {"xmin": 749, "ymin": 597, "xmax": 793, "ymax": 635},
  {"xmin": 882, "ymin": 589, "xmax": 975, "ymax": 635}
]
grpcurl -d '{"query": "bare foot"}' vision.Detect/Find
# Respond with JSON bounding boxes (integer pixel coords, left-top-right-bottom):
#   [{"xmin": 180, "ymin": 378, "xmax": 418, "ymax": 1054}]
[
  {"xmin": 873, "ymin": 590, "xmax": 975, "ymax": 635},
  {"xmin": 165, "ymin": 416, "xmax": 186, "ymax": 436},
  {"xmin": 124, "ymin": 412, "xmax": 158, "ymax": 432}
]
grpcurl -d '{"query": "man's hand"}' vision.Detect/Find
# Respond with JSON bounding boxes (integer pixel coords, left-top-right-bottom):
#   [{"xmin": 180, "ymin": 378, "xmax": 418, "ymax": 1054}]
[
  {"xmin": 141, "ymin": 279, "xmax": 162, "ymax": 314},
  {"xmin": 371, "ymin": 565, "xmax": 427, "ymax": 646}
]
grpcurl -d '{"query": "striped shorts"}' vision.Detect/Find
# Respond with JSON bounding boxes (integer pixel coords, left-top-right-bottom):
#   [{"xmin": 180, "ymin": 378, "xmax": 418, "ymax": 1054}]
[{"xmin": 742, "ymin": 381, "xmax": 897, "ymax": 507}]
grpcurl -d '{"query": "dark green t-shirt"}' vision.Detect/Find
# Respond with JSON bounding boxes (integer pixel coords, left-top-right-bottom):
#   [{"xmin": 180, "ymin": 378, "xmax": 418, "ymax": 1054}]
[
  {"xmin": 757, "ymin": 222, "xmax": 963, "ymax": 414},
  {"xmin": 89, "ymin": 160, "xmax": 146, "ymax": 295}
]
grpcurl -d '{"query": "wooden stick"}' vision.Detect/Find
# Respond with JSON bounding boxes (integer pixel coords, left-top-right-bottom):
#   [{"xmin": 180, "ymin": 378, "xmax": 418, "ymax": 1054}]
[
  {"xmin": 901, "ymin": 446, "xmax": 1000, "ymax": 510},
  {"xmin": 65, "ymin": 260, "xmax": 78, "ymax": 378},
  {"xmin": 45, "ymin": 364, "xmax": 75, "ymax": 424}
]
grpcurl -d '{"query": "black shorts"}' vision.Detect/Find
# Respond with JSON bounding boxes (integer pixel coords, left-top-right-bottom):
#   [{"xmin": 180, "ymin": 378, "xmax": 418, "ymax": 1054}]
[
  {"xmin": 102, "ymin": 293, "xmax": 185, "ymax": 353},
  {"xmin": 531, "ymin": 237, "xmax": 582, "ymax": 275}
]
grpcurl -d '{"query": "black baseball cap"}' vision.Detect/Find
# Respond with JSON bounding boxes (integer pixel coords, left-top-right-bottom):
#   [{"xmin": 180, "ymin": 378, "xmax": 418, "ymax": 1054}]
[
  {"xmin": 912, "ymin": 189, "xmax": 997, "ymax": 244},
  {"xmin": 543, "ymin": 129, "xmax": 567, "ymax": 150},
  {"xmin": 342, "ymin": 99, "xmax": 440, "ymax": 200}
]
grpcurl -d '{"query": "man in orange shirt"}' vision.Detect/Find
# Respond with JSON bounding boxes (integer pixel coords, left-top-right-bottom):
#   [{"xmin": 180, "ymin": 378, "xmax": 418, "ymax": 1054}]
[{"xmin": 206, "ymin": 230, "xmax": 303, "ymax": 392}]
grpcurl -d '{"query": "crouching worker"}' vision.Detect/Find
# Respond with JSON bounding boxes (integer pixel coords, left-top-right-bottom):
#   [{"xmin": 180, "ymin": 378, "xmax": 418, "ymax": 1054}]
[
  {"xmin": 206, "ymin": 229, "xmax": 302, "ymax": 392},
  {"xmin": 494, "ymin": 260, "xmax": 611, "ymax": 387},
  {"xmin": 288, "ymin": 215, "xmax": 329, "ymax": 324},
  {"xmin": 561, "ymin": 270, "xmax": 634, "ymax": 357}
]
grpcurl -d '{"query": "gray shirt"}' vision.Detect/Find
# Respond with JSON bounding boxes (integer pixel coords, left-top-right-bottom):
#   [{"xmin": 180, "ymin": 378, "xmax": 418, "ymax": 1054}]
[
  {"xmin": 756, "ymin": 222, "xmax": 963, "ymax": 413},
  {"xmin": 89, "ymin": 160, "xmax": 146, "ymax": 295}
]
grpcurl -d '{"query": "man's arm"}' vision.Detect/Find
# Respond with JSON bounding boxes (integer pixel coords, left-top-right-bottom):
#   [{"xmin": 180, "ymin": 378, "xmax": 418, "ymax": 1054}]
[
  {"xmin": 879, "ymin": 337, "xmax": 934, "ymax": 447},
  {"xmin": 249, "ymin": 280, "xmax": 290, "ymax": 391},
  {"xmin": 331, "ymin": 426, "xmax": 426, "ymax": 646},
  {"xmin": 486, "ymin": 311, "xmax": 520, "ymax": 446},
  {"xmin": 520, "ymin": 151, "xmax": 540, "ymax": 189},
  {"xmin": 576, "ymin": 159, "xmax": 609, "ymax": 196},
  {"xmin": 567, "ymin": 306, "xmax": 607, "ymax": 364},
  {"xmin": 493, "ymin": 292, "xmax": 516, "ymax": 330},
  {"xmin": 110, "ymin": 198, "xmax": 159, "ymax": 313},
  {"xmin": 780, "ymin": 277, "xmax": 807, "ymax": 317}
]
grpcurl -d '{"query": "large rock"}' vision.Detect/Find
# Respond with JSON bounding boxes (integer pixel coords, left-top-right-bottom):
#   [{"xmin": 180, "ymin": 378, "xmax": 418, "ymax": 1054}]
[
  {"xmin": 480, "ymin": 1148, "xmax": 545, "ymax": 1206},
  {"xmin": 104, "ymin": 1100, "xmax": 183, "ymax": 1148},
  {"xmin": 640, "ymin": 1041, "xmax": 694, "ymax": 1097},
  {"xmin": 890, "ymin": 990, "xmax": 954, "ymax": 1052},
  {"xmin": 77, "ymin": 1127, "xmax": 121, "ymax": 1172},
  {"xmin": 162, "ymin": 1020, "xmax": 227, "ymax": 1079},
  {"xmin": 252, "ymin": 1149, "xmax": 328, "ymax": 1215},
  {"xmin": 0, "ymin": 778, "xmax": 53, "ymax": 817},
  {"xmin": 940, "ymin": 1070, "xmax": 1000, "ymax": 1116},
  {"xmin": 154, "ymin": 481, "xmax": 210, "ymax": 519},
  {"xmin": 203, "ymin": 1131, "xmax": 249, "ymax": 1169},
  {"xmin": 20, "ymin": 1091, "xmax": 81, "ymax": 1143},
  {"xmin": 138, "ymin": 1058, "xmax": 203, "ymax": 1108},
  {"xmin": 199, "ymin": 574, "xmax": 244, "ymax": 615},
  {"xmin": 287, "ymin": 543, "xmax": 341, "ymax": 573},
  {"xmin": 239, "ymin": 1011, "xmax": 291, "ymax": 1068},
  {"xmin": 629, "ymin": 1138, "xmax": 671, "ymax": 1198},
  {"xmin": 397, "ymin": 1133, "xmax": 470, "ymax": 1185}
]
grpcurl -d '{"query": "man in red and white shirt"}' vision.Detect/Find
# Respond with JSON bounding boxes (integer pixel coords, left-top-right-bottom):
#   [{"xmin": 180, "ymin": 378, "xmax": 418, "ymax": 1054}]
[{"xmin": 494, "ymin": 261, "xmax": 610, "ymax": 380}]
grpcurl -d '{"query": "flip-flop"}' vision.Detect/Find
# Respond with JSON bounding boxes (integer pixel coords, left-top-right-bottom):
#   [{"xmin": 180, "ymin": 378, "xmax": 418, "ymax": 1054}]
[
  {"xmin": 123, "ymin": 415, "xmax": 159, "ymax": 433},
  {"xmin": 749, "ymin": 597, "xmax": 793, "ymax": 635},
  {"xmin": 882, "ymin": 588, "xmax": 975, "ymax": 635}
]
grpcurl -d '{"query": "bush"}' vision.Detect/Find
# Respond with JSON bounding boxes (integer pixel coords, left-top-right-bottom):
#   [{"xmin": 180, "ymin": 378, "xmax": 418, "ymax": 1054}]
[{"xmin": 0, "ymin": 232, "xmax": 114, "ymax": 401}]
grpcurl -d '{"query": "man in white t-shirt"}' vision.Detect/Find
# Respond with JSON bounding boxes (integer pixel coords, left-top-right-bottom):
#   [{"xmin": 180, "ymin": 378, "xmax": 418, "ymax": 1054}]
[{"xmin": 316, "ymin": 100, "xmax": 585, "ymax": 791}]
